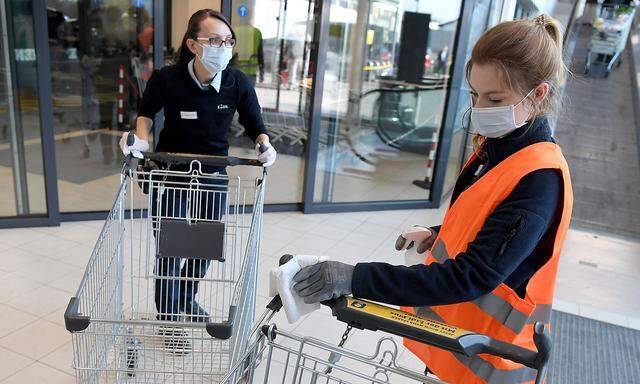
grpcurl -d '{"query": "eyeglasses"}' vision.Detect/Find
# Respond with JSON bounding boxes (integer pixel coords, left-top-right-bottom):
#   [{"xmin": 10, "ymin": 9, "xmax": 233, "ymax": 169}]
[{"xmin": 195, "ymin": 37, "xmax": 236, "ymax": 48}]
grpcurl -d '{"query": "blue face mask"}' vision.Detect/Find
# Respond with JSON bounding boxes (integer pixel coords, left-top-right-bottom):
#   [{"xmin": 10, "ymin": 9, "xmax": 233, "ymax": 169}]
[{"xmin": 196, "ymin": 44, "xmax": 233, "ymax": 74}]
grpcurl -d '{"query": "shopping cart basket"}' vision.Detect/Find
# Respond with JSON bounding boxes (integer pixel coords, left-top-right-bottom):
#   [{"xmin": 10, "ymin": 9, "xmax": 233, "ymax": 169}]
[
  {"xmin": 220, "ymin": 256, "xmax": 552, "ymax": 384},
  {"xmin": 64, "ymin": 145, "xmax": 268, "ymax": 383}
]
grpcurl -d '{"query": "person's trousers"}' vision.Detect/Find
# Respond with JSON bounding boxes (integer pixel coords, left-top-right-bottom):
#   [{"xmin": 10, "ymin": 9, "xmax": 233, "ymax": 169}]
[{"xmin": 152, "ymin": 175, "xmax": 227, "ymax": 321}]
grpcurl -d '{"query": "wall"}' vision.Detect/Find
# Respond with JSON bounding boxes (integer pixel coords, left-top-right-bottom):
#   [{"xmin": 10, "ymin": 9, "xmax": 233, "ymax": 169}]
[{"xmin": 171, "ymin": 0, "xmax": 222, "ymax": 52}]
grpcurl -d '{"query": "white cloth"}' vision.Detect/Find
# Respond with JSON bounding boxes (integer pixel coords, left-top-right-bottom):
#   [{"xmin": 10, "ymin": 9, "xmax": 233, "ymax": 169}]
[
  {"xmin": 256, "ymin": 141, "xmax": 277, "ymax": 167},
  {"xmin": 404, "ymin": 246, "xmax": 426, "ymax": 267},
  {"xmin": 188, "ymin": 58, "xmax": 222, "ymax": 92},
  {"xmin": 119, "ymin": 132, "xmax": 149, "ymax": 157},
  {"xmin": 269, "ymin": 255, "xmax": 328, "ymax": 323}
]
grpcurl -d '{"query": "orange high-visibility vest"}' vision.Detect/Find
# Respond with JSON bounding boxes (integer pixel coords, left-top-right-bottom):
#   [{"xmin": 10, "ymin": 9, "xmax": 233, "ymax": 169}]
[{"xmin": 402, "ymin": 142, "xmax": 573, "ymax": 384}]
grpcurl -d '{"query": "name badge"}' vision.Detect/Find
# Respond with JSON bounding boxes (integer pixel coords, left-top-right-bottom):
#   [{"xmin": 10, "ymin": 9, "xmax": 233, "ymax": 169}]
[{"xmin": 180, "ymin": 111, "xmax": 198, "ymax": 120}]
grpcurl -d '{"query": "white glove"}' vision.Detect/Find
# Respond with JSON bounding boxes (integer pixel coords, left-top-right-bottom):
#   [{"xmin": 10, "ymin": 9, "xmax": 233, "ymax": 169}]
[
  {"xmin": 256, "ymin": 141, "xmax": 277, "ymax": 167},
  {"xmin": 394, "ymin": 225, "xmax": 436, "ymax": 254},
  {"xmin": 119, "ymin": 132, "xmax": 149, "ymax": 158}
]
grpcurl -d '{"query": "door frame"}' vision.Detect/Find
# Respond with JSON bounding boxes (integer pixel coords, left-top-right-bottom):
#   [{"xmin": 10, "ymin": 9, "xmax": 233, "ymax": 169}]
[
  {"xmin": 0, "ymin": 0, "xmax": 60, "ymax": 228},
  {"xmin": 300, "ymin": 0, "xmax": 475, "ymax": 213}
]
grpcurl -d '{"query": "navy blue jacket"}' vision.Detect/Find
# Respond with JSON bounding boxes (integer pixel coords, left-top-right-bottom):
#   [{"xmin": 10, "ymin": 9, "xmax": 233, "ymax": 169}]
[{"xmin": 351, "ymin": 117, "xmax": 563, "ymax": 306}]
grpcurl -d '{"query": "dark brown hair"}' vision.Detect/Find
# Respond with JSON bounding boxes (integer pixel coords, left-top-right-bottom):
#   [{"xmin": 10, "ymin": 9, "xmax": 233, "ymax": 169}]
[{"xmin": 175, "ymin": 9, "xmax": 235, "ymax": 66}]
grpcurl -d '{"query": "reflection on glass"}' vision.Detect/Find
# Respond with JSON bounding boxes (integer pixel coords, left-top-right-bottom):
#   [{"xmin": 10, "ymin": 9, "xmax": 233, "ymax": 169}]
[
  {"xmin": 0, "ymin": 0, "xmax": 47, "ymax": 218},
  {"xmin": 314, "ymin": 0, "xmax": 462, "ymax": 203},
  {"xmin": 47, "ymin": 0, "xmax": 153, "ymax": 212},
  {"xmin": 229, "ymin": 0, "xmax": 314, "ymax": 204},
  {"xmin": 443, "ymin": 0, "xmax": 505, "ymax": 196}
]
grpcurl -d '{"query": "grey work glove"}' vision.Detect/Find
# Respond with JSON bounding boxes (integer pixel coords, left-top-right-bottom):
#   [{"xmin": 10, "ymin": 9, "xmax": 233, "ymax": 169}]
[
  {"xmin": 395, "ymin": 225, "xmax": 437, "ymax": 254},
  {"xmin": 292, "ymin": 261, "xmax": 355, "ymax": 304}
]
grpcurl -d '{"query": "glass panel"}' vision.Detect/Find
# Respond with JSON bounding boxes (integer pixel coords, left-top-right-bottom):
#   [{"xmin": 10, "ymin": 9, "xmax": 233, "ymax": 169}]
[
  {"xmin": 47, "ymin": 0, "xmax": 154, "ymax": 212},
  {"xmin": 313, "ymin": 0, "xmax": 462, "ymax": 203},
  {"xmin": 442, "ymin": 0, "xmax": 506, "ymax": 197},
  {"xmin": 229, "ymin": 0, "xmax": 314, "ymax": 204},
  {"xmin": 0, "ymin": 0, "xmax": 47, "ymax": 217}
]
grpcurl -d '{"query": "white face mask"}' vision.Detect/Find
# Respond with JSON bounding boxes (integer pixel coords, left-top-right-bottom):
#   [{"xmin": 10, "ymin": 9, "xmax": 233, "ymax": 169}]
[
  {"xmin": 469, "ymin": 89, "xmax": 534, "ymax": 138},
  {"xmin": 196, "ymin": 44, "xmax": 233, "ymax": 75}
]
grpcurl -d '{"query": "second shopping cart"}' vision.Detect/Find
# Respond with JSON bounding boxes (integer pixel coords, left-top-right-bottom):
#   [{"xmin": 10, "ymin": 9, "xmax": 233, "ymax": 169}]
[{"xmin": 65, "ymin": 150, "xmax": 267, "ymax": 383}]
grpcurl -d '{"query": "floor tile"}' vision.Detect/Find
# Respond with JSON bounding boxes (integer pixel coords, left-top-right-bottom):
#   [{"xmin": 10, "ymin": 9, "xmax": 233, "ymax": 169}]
[
  {"xmin": 1, "ymin": 362, "xmax": 74, "ymax": 384},
  {"xmin": 12, "ymin": 257, "xmax": 80, "ymax": 285},
  {"xmin": 47, "ymin": 243, "xmax": 94, "ymax": 269},
  {"xmin": 578, "ymin": 305, "xmax": 630, "ymax": 328},
  {"xmin": 16, "ymin": 234, "xmax": 79, "ymax": 258},
  {"xmin": 627, "ymin": 316, "xmax": 640, "ymax": 331},
  {"xmin": 0, "ymin": 248, "xmax": 47, "ymax": 274},
  {"xmin": 0, "ymin": 303, "xmax": 39, "ymax": 338},
  {"xmin": 292, "ymin": 310, "xmax": 359, "ymax": 344},
  {"xmin": 277, "ymin": 215, "xmax": 324, "ymax": 233},
  {"xmin": 51, "ymin": 225, "xmax": 101, "ymax": 246},
  {"xmin": 39, "ymin": 341, "xmax": 74, "ymax": 376},
  {"xmin": 0, "ymin": 346, "xmax": 35, "ymax": 382},
  {"xmin": 552, "ymin": 299, "xmax": 581, "ymax": 316},
  {"xmin": 46, "ymin": 269, "xmax": 85, "ymax": 295},
  {"xmin": 310, "ymin": 224, "xmax": 350, "ymax": 241},
  {"xmin": 329, "ymin": 238, "xmax": 381, "ymax": 263},
  {"xmin": 0, "ymin": 319, "xmax": 70, "ymax": 360},
  {"xmin": 279, "ymin": 233, "xmax": 338, "ymax": 255},
  {"xmin": 0, "ymin": 240, "xmax": 12, "ymax": 252},
  {"xmin": 352, "ymin": 220, "xmax": 398, "ymax": 238},
  {"xmin": 0, "ymin": 273, "xmax": 43, "ymax": 304},
  {"xmin": 6, "ymin": 285, "xmax": 70, "ymax": 318},
  {"xmin": 43, "ymin": 308, "xmax": 66, "ymax": 328},
  {"xmin": 328, "ymin": 216, "xmax": 368, "ymax": 231},
  {"xmin": 0, "ymin": 228, "xmax": 47, "ymax": 247}
]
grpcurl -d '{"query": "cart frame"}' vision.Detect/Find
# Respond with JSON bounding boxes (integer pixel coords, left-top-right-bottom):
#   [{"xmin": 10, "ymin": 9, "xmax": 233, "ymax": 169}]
[{"xmin": 65, "ymin": 151, "xmax": 267, "ymax": 383}]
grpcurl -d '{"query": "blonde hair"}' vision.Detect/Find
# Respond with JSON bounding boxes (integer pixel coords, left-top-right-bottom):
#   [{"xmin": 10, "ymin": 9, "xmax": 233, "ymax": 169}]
[{"xmin": 467, "ymin": 14, "xmax": 566, "ymax": 149}]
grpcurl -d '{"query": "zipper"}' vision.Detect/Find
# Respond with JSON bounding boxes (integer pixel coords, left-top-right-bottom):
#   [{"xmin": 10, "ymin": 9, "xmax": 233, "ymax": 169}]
[{"xmin": 498, "ymin": 216, "xmax": 523, "ymax": 256}]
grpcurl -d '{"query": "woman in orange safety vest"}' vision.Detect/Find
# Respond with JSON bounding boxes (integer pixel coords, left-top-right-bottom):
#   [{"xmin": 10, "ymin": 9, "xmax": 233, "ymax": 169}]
[{"xmin": 292, "ymin": 14, "xmax": 573, "ymax": 384}]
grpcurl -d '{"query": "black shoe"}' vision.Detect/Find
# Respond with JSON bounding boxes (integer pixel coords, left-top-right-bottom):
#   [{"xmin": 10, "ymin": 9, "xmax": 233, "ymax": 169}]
[
  {"xmin": 158, "ymin": 327, "xmax": 191, "ymax": 355},
  {"xmin": 182, "ymin": 300, "xmax": 210, "ymax": 323}
]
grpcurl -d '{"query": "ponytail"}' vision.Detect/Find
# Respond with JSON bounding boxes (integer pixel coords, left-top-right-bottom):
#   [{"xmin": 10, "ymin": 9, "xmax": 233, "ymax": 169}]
[{"xmin": 174, "ymin": 9, "xmax": 235, "ymax": 66}]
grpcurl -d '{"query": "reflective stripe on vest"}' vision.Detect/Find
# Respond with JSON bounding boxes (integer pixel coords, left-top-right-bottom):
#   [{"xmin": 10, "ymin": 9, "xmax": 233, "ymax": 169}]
[
  {"xmin": 416, "ymin": 307, "xmax": 538, "ymax": 384},
  {"xmin": 431, "ymin": 239, "xmax": 448, "ymax": 263},
  {"xmin": 428, "ymin": 239, "xmax": 552, "ymax": 333}
]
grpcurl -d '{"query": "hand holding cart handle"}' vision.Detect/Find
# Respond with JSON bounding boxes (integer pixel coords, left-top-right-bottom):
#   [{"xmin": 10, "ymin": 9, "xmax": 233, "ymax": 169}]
[
  {"xmin": 268, "ymin": 255, "xmax": 552, "ymax": 384},
  {"xmin": 124, "ymin": 130, "xmax": 268, "ymax": 169}
]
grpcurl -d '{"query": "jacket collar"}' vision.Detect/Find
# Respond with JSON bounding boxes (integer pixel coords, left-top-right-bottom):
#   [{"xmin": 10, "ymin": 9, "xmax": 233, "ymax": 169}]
[{"xmin": 481, "ymin": 117, "xmax": 554, "ymax": 166}]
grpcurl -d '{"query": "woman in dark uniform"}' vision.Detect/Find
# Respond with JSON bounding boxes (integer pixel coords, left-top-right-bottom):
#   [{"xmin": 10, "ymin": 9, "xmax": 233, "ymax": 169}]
[{"xmin": 119, "ymin": 9, "xmax": 276, "ymax": 342}]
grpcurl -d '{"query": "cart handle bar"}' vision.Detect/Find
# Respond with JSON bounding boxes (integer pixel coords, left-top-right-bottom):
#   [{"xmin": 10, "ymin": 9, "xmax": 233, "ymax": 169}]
[
  {"xmin": 64, "ymin": 296, "xmax": 237, "ymax": 340},
  {"xmin": 124, "ymin": 130, "xmax": 268, "ymax": 168},
  {"xmin": 271, "ymin": 255, "xmax": 551, "ymax": 384}
]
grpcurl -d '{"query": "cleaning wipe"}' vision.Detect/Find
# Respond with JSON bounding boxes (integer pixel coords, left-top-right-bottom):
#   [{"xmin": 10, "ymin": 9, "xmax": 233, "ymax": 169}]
[
  {"xmin": 404, "ymin": 246, "xmax": 426, "ymax": 266},
  {"xmin": 269, "ymin": 255, "xmax": 328, "ymax": 323}
]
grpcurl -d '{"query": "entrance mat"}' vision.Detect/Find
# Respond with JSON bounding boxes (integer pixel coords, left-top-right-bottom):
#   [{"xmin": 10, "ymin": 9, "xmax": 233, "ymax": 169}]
[{"xmin": 548, "ymin": 310, "xmax": 640, "ymax": 383}]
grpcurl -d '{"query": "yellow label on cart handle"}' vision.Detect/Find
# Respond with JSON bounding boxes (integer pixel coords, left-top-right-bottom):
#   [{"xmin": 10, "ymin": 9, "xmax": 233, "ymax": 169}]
[{"xmin": 346, "ymin": 297, "xmax": 472, "ymax": 340}]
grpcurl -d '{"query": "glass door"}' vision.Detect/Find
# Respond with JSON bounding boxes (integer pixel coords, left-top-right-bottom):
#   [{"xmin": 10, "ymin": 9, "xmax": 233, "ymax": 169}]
[
  {"xmin": 0, "ymin": 0, "xmax": 48, "ymax": 218},
  {"xmin": 46, "ymin": 0, "xmax": 155, "ymax": 212},
  {"xmin": 228, "ymin": 0, "xmax": 315, "ymax": 204},
  {"xmin": 310, "ymin": 0, "xmax": 463, "ymax": 205}
]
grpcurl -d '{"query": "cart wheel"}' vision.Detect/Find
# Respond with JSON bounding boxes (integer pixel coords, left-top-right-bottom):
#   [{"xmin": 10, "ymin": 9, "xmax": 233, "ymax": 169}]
[{"xmin": 605, "ymin": 70, "xmax": 611, "ymax": 78}]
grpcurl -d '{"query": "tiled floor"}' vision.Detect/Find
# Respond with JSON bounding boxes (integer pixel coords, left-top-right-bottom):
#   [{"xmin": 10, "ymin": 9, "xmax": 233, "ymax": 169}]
[{"xmin": 0, "ymin": 210, "xmax": 639, "ymax": 382}]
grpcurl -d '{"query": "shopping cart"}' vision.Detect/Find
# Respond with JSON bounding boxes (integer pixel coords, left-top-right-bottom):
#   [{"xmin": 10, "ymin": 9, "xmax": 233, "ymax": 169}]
[
  {"xmin": 584, "ymin": 4, "xmax": 636, "ymax": 77},
  {"xmin": 64, "ymin": 143, "xmax": 268, "ymax": 383},
  {"xmin": 220, "ymin": 256, "xmax": 552, "ymax": 384}
]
